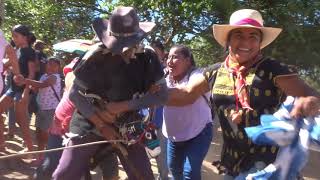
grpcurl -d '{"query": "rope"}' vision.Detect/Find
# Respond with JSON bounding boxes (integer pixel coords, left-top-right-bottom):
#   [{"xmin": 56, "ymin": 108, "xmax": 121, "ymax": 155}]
[{"xmin": 0, "ymin": 139, "xmax": 126, "ymax": 160}]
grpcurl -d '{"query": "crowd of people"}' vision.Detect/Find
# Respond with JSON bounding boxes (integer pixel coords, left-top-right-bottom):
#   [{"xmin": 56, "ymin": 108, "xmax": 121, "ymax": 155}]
[{"xmin": 0, "ymin": 6, "xmax": 319, "ymax": 180}]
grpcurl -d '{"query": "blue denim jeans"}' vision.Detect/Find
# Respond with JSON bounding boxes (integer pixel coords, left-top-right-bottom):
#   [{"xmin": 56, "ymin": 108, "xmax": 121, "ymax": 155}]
[{"xmin": 167, "ymin": 123, "xmax": 213, "ymax": 180}]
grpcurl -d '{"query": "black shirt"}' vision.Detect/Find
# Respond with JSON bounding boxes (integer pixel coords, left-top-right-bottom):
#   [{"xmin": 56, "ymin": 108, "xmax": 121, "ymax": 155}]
[
  {"xmin": 11, "ymin": 47, "xmax": 35, "ymax": 92},
  {"xmin": 70, "ymin": 47, "xmax": 164, "ymax": 135},
  {"xmin": 204, "ymin": 57, "xmax": 296, "ymax": 176}
]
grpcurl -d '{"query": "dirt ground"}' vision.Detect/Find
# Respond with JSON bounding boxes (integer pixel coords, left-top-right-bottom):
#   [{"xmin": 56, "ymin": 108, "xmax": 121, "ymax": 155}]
[{"xmin": 0, "ymin": 118, "xmax": 319, "ymax": 180}]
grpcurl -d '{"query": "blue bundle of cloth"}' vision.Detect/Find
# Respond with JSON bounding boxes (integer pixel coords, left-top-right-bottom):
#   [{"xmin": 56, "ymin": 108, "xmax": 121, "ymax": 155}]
[{"xmin": 244, "ymin": 96, "xmax": 320, "ymax": 180}]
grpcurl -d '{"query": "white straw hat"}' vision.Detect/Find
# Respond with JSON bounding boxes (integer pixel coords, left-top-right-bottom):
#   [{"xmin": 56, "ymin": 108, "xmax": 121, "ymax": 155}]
[{"xmin": 213, "ymin": 9, "xmax": 282, "ymax": 49}]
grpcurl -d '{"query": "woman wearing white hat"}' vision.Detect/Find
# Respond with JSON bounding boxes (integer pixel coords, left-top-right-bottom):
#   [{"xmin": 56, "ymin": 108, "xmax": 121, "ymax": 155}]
[{"xmin": 106, "ymin": 8, "xmax": 320, "ymax": 179}]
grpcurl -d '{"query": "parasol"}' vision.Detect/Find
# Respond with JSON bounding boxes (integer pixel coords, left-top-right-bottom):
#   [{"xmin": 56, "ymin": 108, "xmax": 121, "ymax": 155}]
[{"xmin": 53, "ymin": 39, "xmax": 94, "ymax": 55}]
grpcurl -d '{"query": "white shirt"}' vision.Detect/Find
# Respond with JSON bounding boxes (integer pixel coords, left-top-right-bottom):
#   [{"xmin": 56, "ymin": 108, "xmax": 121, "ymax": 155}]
[
  {"xmin": 0, "ymin": 30, "xmax": 8, "ymax": 73},
  {"xmin": 162, "ymin": 68, "xmax": 212, "ymax": 142},
  {"xmin": 37, "ymin": 73, "xmax": 61, "ymax": 110}
]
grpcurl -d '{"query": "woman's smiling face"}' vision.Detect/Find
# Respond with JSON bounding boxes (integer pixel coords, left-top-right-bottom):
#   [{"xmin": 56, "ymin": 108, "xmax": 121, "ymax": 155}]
[
  {"xmin": 167, "ymin": 47, "xmax": 191, "ymax": 79},
  {"xmin": 228, "ymin": 28, "xmax": 262, "ymax": 64}
]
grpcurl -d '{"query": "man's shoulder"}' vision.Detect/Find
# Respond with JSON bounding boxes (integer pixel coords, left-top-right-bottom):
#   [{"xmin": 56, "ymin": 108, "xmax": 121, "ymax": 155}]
[
  {"xmin": 74, "ymin": 46, "xmax": 114, "ymax": 72},
  {"xmin": 82, "ymin": 43, "xmax": 110, "ymax": 60},
  {"xmin": 136, "ymin": 46, "xmax": 158, "ymax": 61},
  {"xmin": 257, "ymin": 57, "xmax": 285, "ymax": 69}
]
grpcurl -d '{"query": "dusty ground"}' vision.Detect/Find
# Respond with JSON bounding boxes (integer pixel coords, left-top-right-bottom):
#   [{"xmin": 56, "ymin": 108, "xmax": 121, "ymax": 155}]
[{"xmin": 0, "ymin": 118, "xmax": 319, "ymax": 180}]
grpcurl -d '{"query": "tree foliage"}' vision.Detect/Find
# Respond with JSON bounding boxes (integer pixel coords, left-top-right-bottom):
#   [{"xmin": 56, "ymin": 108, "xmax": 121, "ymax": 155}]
[
  {"xmin": 3, "ymin": 0, "xmax": 102, "ymax": 44},
  {"xmin": 112, "ymin": 0, "xmax": 320, "ymax": 88},
  {"xmin": 2, "ymin": 0, "xmax": 319, "ymax": 88},
  {"xmin": 113, "ymin": 0, "xmax": 319, "ymax": 64}
]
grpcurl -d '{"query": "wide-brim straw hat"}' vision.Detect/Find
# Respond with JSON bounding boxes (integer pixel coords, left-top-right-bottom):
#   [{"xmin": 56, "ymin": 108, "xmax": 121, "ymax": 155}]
[
  {"xmin": 92, "ymin": 6, "xmax": 156, "ymax": 54},
  {"xmin": 213, "ymin": 9, "xmax": 282, "ymax": 49}
]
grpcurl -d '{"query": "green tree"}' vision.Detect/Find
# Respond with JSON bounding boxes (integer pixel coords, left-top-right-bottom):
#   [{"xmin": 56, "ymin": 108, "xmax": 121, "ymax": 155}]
[
  {"xmin": 3, "ymin": 0, "xmax": 105, "ymax": 44},
  {"xmin": 3, "ymin": 1, "xmax": 319, "ymax": 88},
  {"xmin": 111, "ymin": 0, "xmax": 320, "ymax": 88}
]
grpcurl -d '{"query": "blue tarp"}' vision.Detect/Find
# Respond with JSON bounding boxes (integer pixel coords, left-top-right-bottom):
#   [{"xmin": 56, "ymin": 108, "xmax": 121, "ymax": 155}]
[{"xmin": 244, "ymin": 96, "xmax": 320, "ymax": 180}]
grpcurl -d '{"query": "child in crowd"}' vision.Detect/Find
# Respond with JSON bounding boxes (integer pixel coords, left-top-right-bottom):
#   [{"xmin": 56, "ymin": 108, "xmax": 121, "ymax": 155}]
[
  {"xmin": 33, "ymin": 58, "xmax": 76, "ymax": 180},
  {"xmin": 23, "ymin": 57, "xmax": 61, "ymax": 161}
]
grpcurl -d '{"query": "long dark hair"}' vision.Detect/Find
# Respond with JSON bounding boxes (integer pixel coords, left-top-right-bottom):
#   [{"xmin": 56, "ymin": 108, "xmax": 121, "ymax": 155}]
[
  {"xmin": 151, "ymin": 39, "xmax": 165, "ymax": 52},
  {"xmin": 171, "ymin": 44, "xmax": 196, "ymax": 66},
  {"xmin": 12, "ymin": 24, "xmax": 36, "ymax": 46}
]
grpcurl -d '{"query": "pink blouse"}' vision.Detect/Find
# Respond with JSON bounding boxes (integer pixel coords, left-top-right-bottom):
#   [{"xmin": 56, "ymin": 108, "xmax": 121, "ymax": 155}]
[{"xmin": 48, "ymin": 91, "xmax": 75, "ymax": 135}]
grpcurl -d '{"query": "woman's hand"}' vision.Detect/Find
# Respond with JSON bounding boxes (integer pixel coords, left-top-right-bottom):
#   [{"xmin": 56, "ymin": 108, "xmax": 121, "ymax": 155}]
[
  {"xmin": 291, "ymin": 96, "xmax": 320, "ymax": 119},
  {"xmin": 99, "ymin": 124, "xmax": 121, "ymax": 141},
  {"xmin": 13, "ymin": 74, "xmax": 25, "ymax": 86},
  {"xmin": 105, "ymin": 101, "xmax": 129, "ymax": 115},
  {"xmin": 148, "ymin": 84, "xmax": 161, "ymax": 94},
  {"xmin": 89, "ymin": 114, "xmax": 120, "ymax": 140},
  {"xmin": 228, "ymin": 110, "xmax": 242, "ymax": 124},
  {"xmin": 96, "ymin": 108, "xmax": 117, "ymax": 124}
]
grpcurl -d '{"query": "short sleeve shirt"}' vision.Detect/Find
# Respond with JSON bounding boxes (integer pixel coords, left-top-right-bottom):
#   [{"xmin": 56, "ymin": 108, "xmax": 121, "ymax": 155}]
[
  {"xmin": 163, "ymin": 68, "xmax": 212, "ymax": 142},
  {"xmin": 0, "ymin": 30, "xmax": 8, "ymax": 73},
  {"xmin": 203, "ymin": 57, "xmax": 296, "ymax": 176},
  {"xmin": 11, "ymin": 47, "xmax": 36, "ymax": 92},
  {"xmin": 11, "ymin": 47, "xmax": 35, "ymax": 92},
  {"xmin": 17, "ymin": 47, "xmax": 36, "ymax": 77},
  {"xmin": 37, "ymin": 74, "xmax": 61, "ymax": 110}
]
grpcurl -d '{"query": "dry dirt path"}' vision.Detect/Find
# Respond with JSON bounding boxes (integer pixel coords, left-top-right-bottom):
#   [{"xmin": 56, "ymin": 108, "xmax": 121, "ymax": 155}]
[{"xmin": 0, "ymin": 119, "xmax": 319, "ymax": 180}]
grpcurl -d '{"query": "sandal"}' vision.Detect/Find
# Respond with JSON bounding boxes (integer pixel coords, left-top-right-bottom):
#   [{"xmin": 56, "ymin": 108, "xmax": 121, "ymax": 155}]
[{"xmin": 211, "ymin": 160, "xmax": 226, "ymax": 175}]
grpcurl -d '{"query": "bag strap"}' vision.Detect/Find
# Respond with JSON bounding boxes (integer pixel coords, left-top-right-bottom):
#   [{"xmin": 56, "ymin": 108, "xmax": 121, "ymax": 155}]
[
  {"xmin": 50, "ymin": 85, "xmax": 60, "ymax": 101},
  {"xmin": 201, "ymin": 94, "xmax": 213, "ymax": 110}
]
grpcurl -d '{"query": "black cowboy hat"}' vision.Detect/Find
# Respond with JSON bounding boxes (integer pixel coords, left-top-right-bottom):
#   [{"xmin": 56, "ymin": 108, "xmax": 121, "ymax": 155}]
[{"xmin": 92, "ymin": 6, "xmax": 156, "ymax": 54}]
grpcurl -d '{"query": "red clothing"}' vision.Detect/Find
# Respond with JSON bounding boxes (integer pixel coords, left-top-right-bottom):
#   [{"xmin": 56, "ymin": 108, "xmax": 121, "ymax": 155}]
[{"xmin": 48, "ymin": 91, "xmax": 75, "ymax": 135}]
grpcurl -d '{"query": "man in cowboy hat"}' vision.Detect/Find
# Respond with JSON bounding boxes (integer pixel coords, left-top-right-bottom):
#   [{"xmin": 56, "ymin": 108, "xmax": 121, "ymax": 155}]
[{"xmin": 52, "ymin": 6, "xmax": 166, "ymax": 180}]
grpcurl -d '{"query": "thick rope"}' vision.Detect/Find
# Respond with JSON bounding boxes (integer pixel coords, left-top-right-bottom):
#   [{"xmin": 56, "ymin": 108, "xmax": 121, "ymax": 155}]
[{"xmin": 0, "ymin": 139, "xmax": 126, "ymax": 160}]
